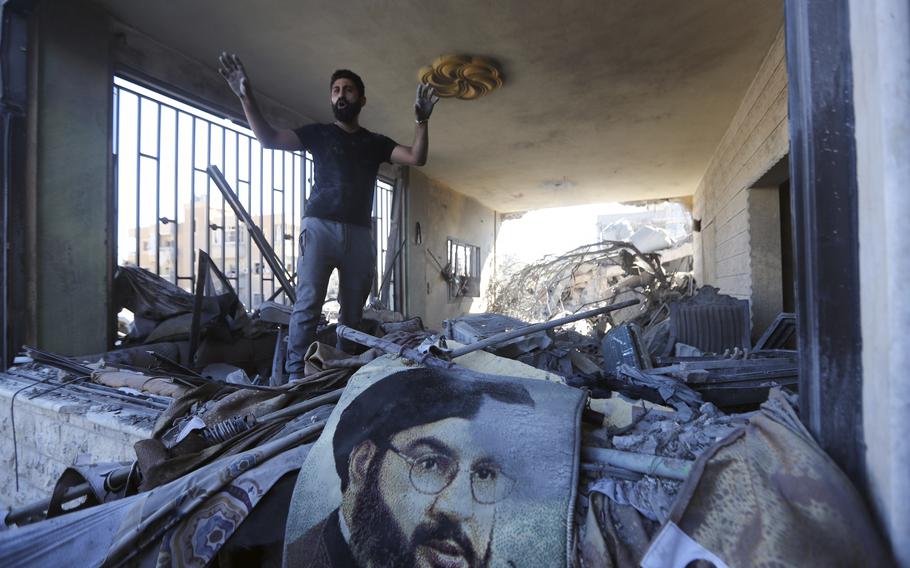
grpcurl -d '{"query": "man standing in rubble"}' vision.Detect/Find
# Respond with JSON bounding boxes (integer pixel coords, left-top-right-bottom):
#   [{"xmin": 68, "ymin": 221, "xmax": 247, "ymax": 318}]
[{"xmin": 218, "ymin": 53, "xmax": 439, "ymax": 381}]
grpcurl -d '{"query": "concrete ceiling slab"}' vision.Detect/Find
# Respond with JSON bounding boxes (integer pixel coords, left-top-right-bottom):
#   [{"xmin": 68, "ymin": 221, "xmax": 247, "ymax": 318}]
[{"xmin": 94, "ymin": 0, "xmax": 783, "ymax": 212}]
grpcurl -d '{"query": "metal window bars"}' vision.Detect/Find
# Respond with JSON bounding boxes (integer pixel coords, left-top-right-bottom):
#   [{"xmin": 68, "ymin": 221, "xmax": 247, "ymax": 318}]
[{"xmin": 113, "ymin": 76, "xmax": 397, "ymax": 310}]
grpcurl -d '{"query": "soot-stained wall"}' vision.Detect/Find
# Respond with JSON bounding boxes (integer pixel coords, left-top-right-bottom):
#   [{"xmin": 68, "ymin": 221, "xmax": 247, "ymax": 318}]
[
  {"xmin": 405, "ymin": 169, "xmax": 497, "ymax": 329},
  {"xmin": 29, "ymin": 0, "xmax": 113, "ymax": 354}
]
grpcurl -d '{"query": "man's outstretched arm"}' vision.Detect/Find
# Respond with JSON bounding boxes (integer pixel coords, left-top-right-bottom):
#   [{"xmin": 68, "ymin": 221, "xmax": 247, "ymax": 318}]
[
  {"xmin": 218, "ymin": 52, "xmax": 302, "ymax": 151},
  {"xmin": 391, "ymin": 84, "xmax": 439, "ymax": 167}
]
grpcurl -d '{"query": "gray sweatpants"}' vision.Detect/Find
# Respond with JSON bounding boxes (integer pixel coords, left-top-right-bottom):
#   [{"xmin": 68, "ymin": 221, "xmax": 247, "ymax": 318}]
[{"xmin": 286, "ymin": 217, "xmax": 374, "ymax": 379}]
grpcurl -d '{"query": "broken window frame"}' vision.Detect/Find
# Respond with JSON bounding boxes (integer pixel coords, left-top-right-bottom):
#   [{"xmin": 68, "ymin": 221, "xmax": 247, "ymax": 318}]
[{"xmin": 446, "ymin": 238, "xmax": 481, "ymax": 299}]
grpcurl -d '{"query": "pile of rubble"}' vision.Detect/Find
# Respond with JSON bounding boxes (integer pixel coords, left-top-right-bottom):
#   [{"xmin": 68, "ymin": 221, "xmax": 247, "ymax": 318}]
[
  {"xmin": 0, "ymin": 270, "xmax": 892, "ymax": 566},
  {"xmin": 487, "ymin": 238, "xmax": 694, "ymax": 333},
  {"xmin": 0, "ymin": 183, "xmax": 887, "ymax": 566}
]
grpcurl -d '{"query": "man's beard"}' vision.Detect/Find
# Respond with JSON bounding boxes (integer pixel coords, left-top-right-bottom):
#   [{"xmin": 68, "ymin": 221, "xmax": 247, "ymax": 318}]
[
  {"xmin": 333, "ymin": 98, "xmax": 362, "ymax": 123},
  {"xmin": 348, "ymin": 457, "xmax": 490, "ymax": 568}
]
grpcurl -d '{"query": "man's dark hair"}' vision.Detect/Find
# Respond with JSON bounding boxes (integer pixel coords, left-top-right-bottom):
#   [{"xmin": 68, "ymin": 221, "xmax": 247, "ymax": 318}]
[
  {"xmin": 330, "ymin": 69, "xmax": 365, "ymax": 98},
  {"xmin": 333, "ymin": 368, "xmax": 535, "ymax": 491}
]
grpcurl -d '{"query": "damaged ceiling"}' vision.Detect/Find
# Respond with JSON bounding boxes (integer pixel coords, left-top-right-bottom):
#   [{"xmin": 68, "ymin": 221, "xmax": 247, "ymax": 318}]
[{"xmin": 94, "ymin": 0, "xmax": 782, "ymax": 212}]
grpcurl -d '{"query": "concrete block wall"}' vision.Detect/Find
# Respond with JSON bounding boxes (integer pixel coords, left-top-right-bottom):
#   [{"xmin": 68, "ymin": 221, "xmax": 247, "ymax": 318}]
[
  {"xmin": 405, "ymin": 169, "xmax": 497, "ymax": 329},
  {"xmin": 0, "ymin": 372, "xmax": 157, "ymax": 508},
  {"xmin": 692, "ymin": 25, "xmax": 788, "ymax": 333}
]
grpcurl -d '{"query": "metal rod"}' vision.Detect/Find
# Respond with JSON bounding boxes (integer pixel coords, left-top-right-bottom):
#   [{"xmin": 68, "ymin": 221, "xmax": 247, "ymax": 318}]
[
  {"xmin": 190, "ymin": 118, "xmax": 197, "ymax": 290},
  {"xmin": 290, "ymin": 154, "xmax": 297, "ymax": 275},
  {"xmin": 207, "ymin": 165, "xmax": 296, "ymax": 303},
  {"xmin": 135, "ymin": 96, "xmax": 142, "ymax": 267},
  {"xmin": 189, "ymin": 252, "xmax": 206, "ymax": 362},
  {"xmin": 448, "ymin": 298, "xmax": 641, "ymax": 359},
  {"xmin": 23, "ymin": 346, "xmax": 94, "ymax": 375},
  {"xmin": 268, "ymin": 151, "xmax": 274, "ymax": 301},
  {"xmin": 273, "ymin": 152, "xmax": 279, "ymax": 302},
  {"xmin": 9, "ymin": 366, "xmax": 170, "ymax": 411},
  {"xmin": 335, "ymin": 325, "xmax": 455, "ymax": 369},
  {"xmin": 581, "ymin": 446, "xmax": 693, "ymax": 481},
  {"xmin": 280, "ymin": 155, "xmax": 286, "ymax": 281},
  {"xmin": 246, "ymin": 138, "xmax": 253, "ymax": 306},
  {"xmin": 206, "ymin": 123, "xmax": 212, "ymax": 257},
  {"xmin": 259, "ymin": 387, "xmax": 343, "ymax": 422},
  {"xmin": 237, "ymin": 132, "xmax": 244, "ymax": 296},
  {"xmin": 377, "ymin": 237, "xmax": 406, "ymax": 302},
  {"xmin": 173, "ymin": 109, "xmax": 180, "ymax": 285},
  {"xmin": 148, "ymin": 350, "xmax": 202, "ymax": 378},
  {"xmin": 259, "ymin": 145, "xmax": 265, "ymax": 301},
  {"xmin": 155, "ymin": 100, "xmax": 162, "ymax": 276},
  {"xmin": 221, "ymin": 127, "xmax": 227, "ymax": 272}
]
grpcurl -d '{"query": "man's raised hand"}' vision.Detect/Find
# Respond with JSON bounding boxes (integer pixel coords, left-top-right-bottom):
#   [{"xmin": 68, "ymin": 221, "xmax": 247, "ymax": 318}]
[
  {"xmin": 415, "ymin": 83, "xmax": 440, "ymax": 122},
  {"xmin": 218, "ymin": 52, "xmax": 249, "ymax": 99}
]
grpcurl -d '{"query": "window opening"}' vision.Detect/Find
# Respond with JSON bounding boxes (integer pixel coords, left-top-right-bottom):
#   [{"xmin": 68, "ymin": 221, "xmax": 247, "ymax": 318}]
[
  {"xmin": 447, "ymin": 238, "xmax": 481, "ymax": 298},
  {"xmin": 373, "ymin": 177, "xmax": 397, "ymax": 310}
]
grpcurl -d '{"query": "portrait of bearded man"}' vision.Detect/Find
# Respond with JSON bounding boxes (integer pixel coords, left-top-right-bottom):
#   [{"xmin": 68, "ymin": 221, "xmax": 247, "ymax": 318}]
[{"xmin": 287, "ymin": 368, "xmax": 535, "ymax": 568}]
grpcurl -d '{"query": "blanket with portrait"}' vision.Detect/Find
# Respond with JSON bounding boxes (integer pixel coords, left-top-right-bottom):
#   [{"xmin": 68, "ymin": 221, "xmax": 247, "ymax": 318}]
[{"xmin": 284, "ymin": 362, "xmax": 585, "ymax": 567}]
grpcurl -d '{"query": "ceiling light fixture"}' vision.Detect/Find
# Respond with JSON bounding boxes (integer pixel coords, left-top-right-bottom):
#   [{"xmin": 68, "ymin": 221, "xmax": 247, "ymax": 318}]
[{"xmin": 418, "ymin": 55, "xmax": 503, "ymax": 100}]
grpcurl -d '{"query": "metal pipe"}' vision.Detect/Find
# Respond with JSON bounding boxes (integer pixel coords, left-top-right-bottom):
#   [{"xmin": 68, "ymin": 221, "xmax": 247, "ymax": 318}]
[
  {"xmin": 5, "ymin": 466, "xmax": 132, "ymax": 526},
  {"xmin": 448, "ymin": 299, "xmax": 641, "ymax": 358},
  {"xmin": 581, "ymin": 446, "xmax": 693, "ymax": 481}
]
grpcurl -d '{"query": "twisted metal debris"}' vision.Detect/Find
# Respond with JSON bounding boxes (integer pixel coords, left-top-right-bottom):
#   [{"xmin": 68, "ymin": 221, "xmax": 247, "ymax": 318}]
[{"xmin": 487, "ymin": 240, "xmax": 694, "ymax": 333}]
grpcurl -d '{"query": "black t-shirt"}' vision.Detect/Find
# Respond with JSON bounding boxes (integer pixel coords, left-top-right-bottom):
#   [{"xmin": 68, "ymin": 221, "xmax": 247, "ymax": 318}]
[{"xmin": 294, "ymin": 123, "xmax": 398, "ymax": 228}]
